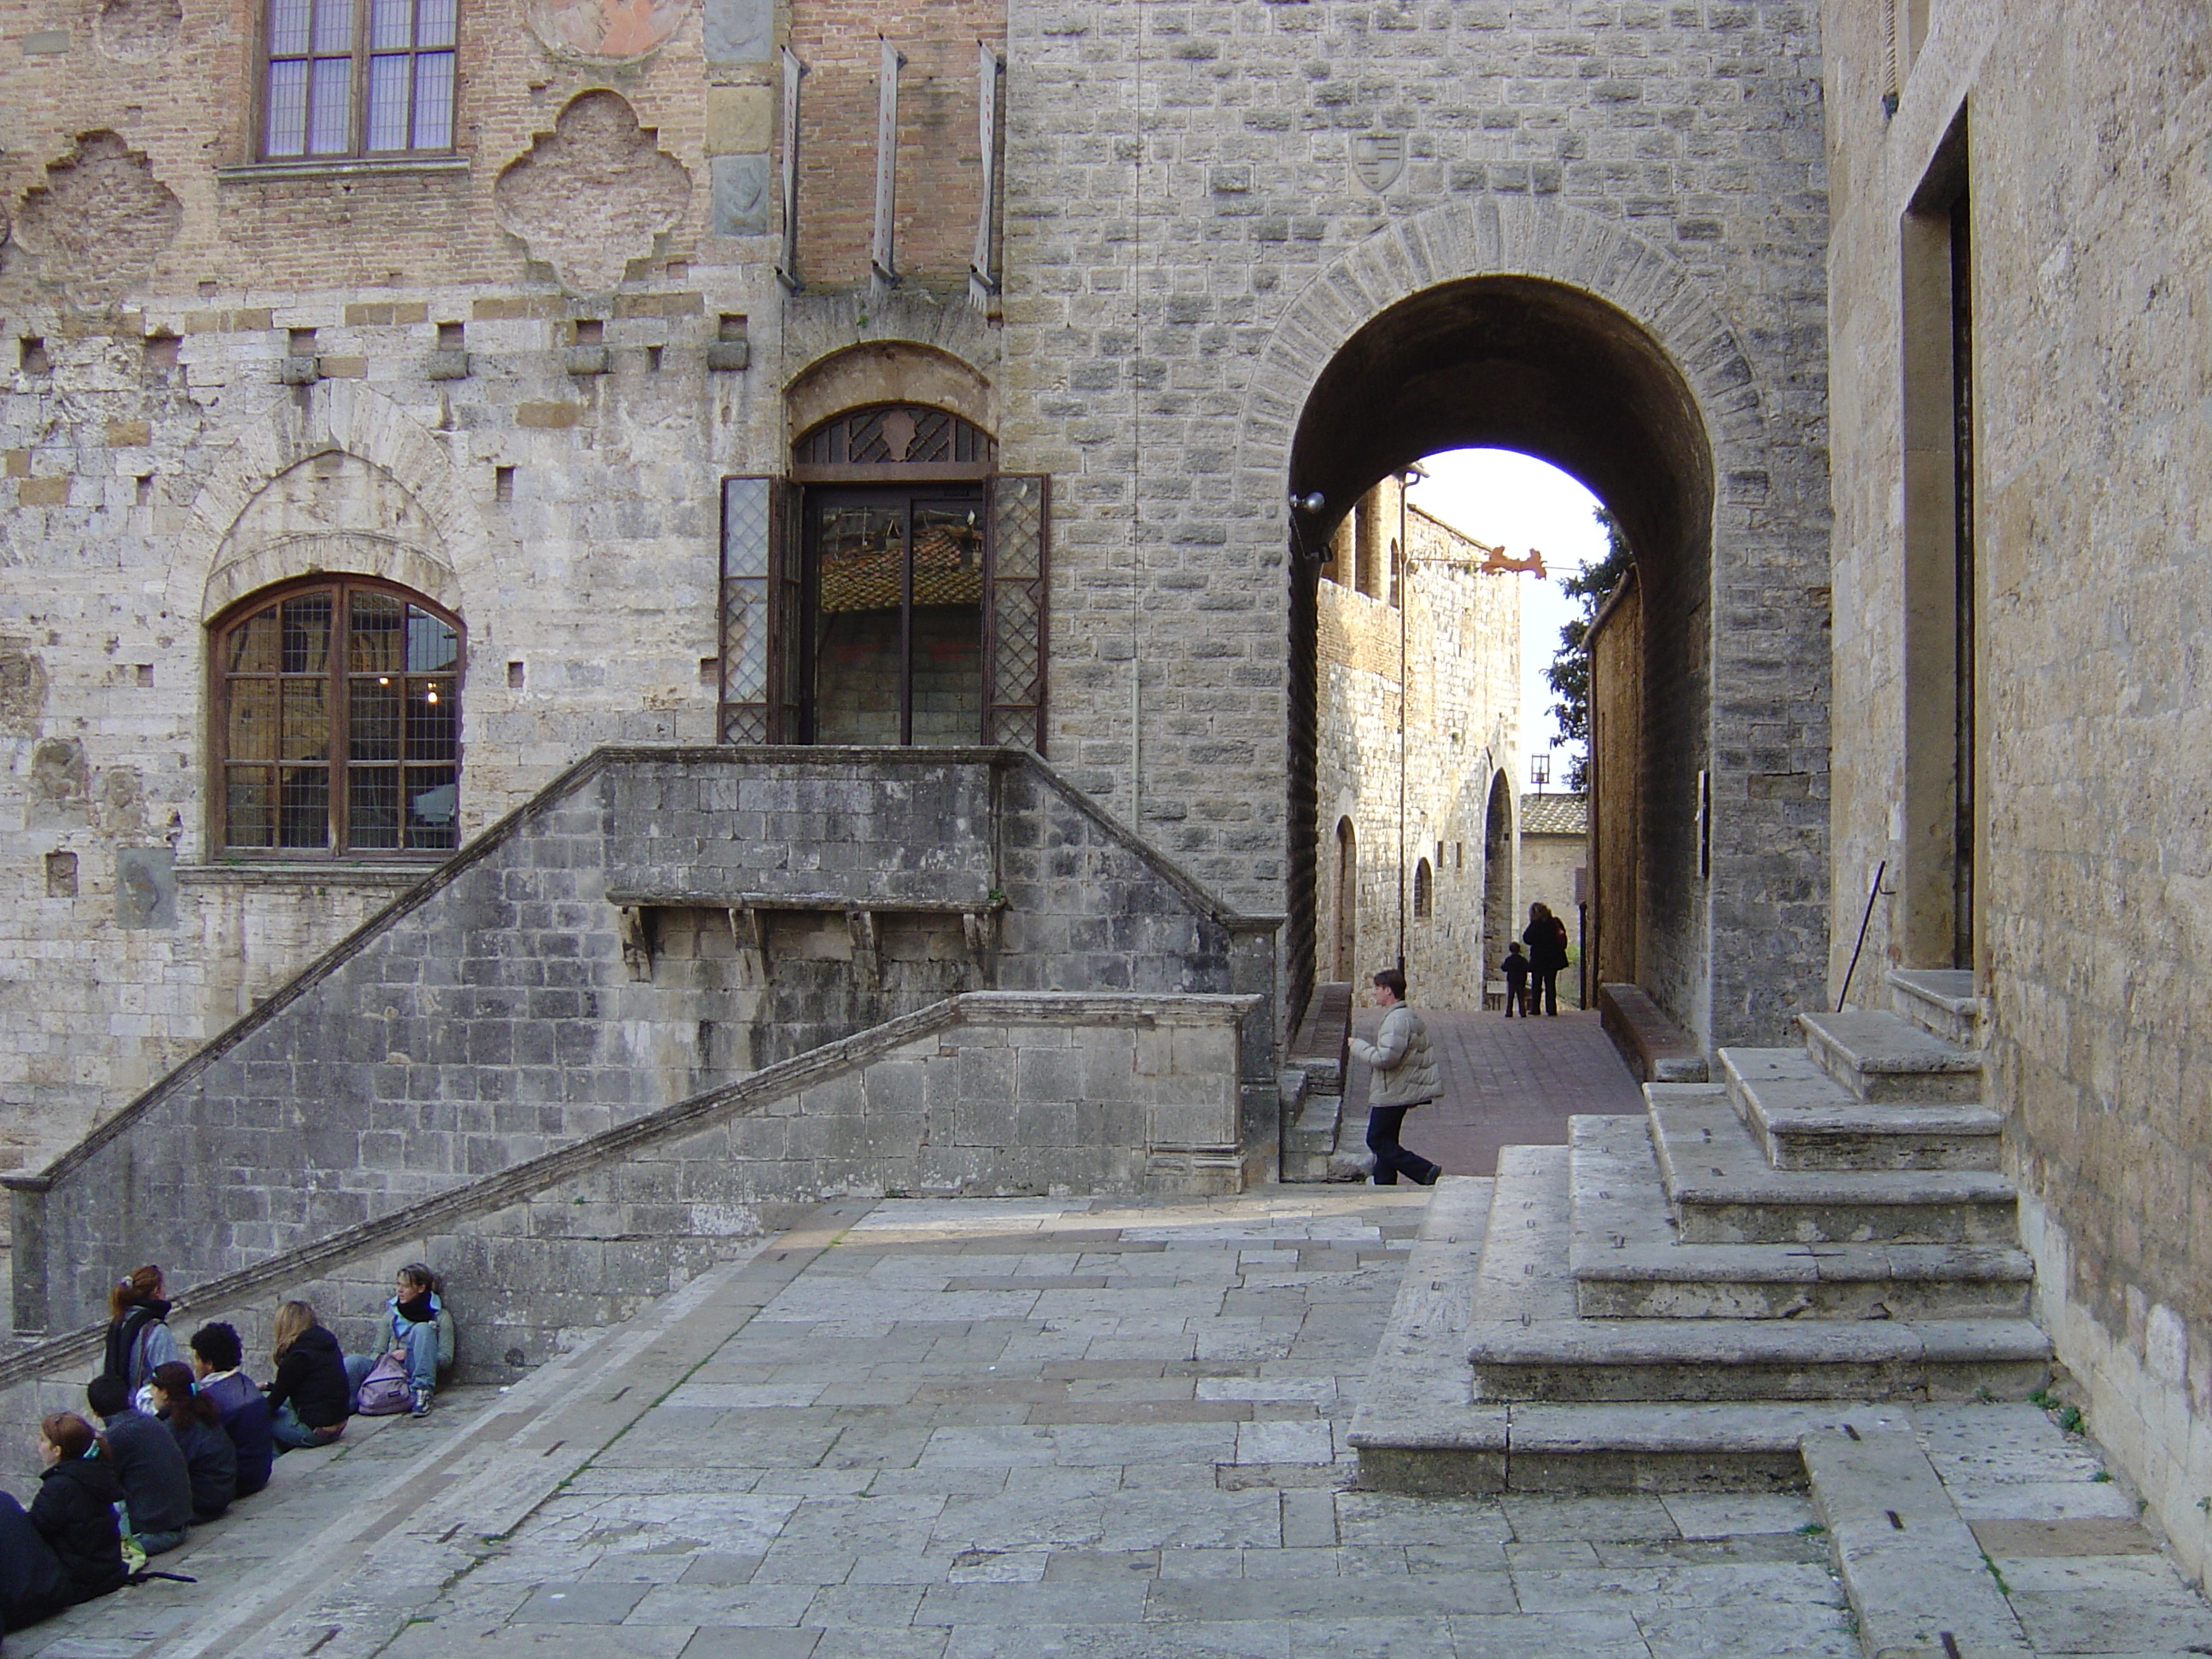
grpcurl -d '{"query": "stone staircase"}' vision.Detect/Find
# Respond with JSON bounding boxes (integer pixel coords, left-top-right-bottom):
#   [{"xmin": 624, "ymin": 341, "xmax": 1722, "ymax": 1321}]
[{"xmin": 1352, "ymin": 970, "xmax": 2051, "ymax": 1489}]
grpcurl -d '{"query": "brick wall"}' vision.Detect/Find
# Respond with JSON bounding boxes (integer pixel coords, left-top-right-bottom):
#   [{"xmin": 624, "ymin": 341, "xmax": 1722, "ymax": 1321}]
[{"xmin": 787, "ymin": 0, "xmax": 1003, "ymax": 290}]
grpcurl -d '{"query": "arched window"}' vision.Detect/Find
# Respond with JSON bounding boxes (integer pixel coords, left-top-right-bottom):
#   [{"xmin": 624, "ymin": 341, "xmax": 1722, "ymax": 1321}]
[
  {"xmin": 1413, "ymin": 857, "xmax": 1433, "ymax": 919},
  {"xmin": 212, "ymin": 577, "xmax": 461, "ymax": 857}
]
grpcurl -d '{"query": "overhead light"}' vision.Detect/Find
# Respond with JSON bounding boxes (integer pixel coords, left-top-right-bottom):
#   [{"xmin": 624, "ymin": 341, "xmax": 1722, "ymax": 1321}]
[{"xmin": 1290, "ymin": 491, "xmax": 1325, "ymax": 513}]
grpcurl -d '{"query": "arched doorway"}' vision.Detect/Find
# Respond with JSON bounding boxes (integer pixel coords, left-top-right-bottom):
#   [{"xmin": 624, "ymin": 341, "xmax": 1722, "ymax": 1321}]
[
  {"xmin": 1286, "ymin": 274, "xmax": 1726, "ymax": 1042},
  {"xmin": 1481, "ymin": 771, "xmax": 1513, "ymax": 977},
  {"xmin": 1331, "ymin": 817, "xmax": 1358, "ymax": 981}
]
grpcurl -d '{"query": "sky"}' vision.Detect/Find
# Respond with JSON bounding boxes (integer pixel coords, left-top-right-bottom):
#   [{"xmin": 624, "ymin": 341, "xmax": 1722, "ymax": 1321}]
[{"xmin": 1406, "ymin": 448, "xmax": 1610, "ymax": 789}]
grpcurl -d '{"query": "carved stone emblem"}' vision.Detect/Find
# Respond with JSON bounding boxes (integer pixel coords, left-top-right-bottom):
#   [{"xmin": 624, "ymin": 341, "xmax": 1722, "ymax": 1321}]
[
  {"xmin": 1353, "ymin": 132, "xmax": 1405, "ymax": 194},
  {"xmin": 525, "ymin": 0, "xmax": 694, "ymax": 64},
  {"xmin": 493, "ymin": 93, "xmax": 691, "ymax": 292}
]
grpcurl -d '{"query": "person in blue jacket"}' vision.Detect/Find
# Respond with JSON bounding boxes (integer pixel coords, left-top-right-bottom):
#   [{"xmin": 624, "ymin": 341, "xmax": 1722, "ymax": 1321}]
[{"xmin": 346, "ymin": 1265, "xmax": 446, "ymax": 1417}]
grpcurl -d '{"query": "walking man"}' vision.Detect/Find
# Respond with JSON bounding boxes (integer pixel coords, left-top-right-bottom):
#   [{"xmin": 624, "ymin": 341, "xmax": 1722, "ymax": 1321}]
[{"xmin": 1348, "ymin": 968, "xmax": 1442, "ymax": 1185}]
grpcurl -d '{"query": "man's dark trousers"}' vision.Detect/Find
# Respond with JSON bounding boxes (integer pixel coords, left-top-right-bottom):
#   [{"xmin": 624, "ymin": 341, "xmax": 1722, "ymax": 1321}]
[{"xmin": 1366, "ymin": 1106, "xmax": 1440, "ymax": 1185}]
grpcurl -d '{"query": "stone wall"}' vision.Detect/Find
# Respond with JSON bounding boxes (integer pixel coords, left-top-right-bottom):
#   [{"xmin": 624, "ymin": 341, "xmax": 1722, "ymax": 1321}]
[
  {"xmin": 1822, "ymin": 0, "xmax": 2212, "ymax": 1583},
  {"xmin": 2, "ymin": 0, "xmax": 1831, "ymax": 1161},
  {"xmin": 0, "ymin": 990, "xmax": 1259, "ymax": 1453},
  {"xmin": 1313, "ymin": 485, "xmax": 1522, "ymax": 1008},
  {"xmin": 2, "ymin": 746, "xmax": 1278, "ymax": 1336}
]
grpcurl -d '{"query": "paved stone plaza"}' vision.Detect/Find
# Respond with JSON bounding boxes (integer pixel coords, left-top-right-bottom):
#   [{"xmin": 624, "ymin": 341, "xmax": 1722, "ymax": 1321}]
[{"xmin": 9, "ymin": 1182, "xmax": 2211, "ymax": 1659}]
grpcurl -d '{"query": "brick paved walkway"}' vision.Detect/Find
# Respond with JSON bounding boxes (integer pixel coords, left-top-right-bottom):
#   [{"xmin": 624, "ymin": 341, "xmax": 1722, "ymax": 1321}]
[{"xmin": 1347, "ymin": 1007, "xmax": 1645, "ymax": 1179}]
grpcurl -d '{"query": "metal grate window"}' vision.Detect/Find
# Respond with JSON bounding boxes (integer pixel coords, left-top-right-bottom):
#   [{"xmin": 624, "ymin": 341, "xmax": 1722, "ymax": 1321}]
[
  {"xmin": 263, "ymin": 0, "xmax": 457, "ymax": 159},
  {"xmin": 794, "ymin": 405, "xmax": 996, "ymax": 469}
]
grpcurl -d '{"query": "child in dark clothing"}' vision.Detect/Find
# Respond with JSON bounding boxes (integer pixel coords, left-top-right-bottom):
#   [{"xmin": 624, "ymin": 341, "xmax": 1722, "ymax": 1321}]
[{"xmin": 1500, "ymin": 942, "xmax": 1532, "ymax": 1016}]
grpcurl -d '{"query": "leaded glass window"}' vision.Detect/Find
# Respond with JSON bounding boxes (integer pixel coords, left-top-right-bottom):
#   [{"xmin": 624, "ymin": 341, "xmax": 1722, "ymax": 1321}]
[{"xmin": 214, "ymin": 578, "xmax": 462, "ymax": 856}]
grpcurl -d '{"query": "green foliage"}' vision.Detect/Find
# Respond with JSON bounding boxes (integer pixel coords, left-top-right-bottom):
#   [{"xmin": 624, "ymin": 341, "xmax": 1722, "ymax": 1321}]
[
  {"xmin": 1543, "ymin": 507, "xmax": 1635, "ymax": 789},
  {"xmin": 2057, "ymin": 1404, "xmax": 2084, "ymax": 1435}
]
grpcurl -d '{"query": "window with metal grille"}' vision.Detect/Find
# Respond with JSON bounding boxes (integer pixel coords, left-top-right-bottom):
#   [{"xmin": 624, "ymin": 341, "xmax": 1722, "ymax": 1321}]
[
  {"xmin": 722, "ymin": 404, "xmax": 1046, "ymax": 752},
  {"xmin": 212, "ymin": 578, "xmax": 462, "ymax": 857},
  {"xmin": 261, "ymin": 0, "xmax": 457, "ymax": 160}
]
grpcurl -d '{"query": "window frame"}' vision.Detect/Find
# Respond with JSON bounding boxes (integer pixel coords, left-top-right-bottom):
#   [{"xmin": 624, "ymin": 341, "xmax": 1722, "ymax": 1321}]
[
  {"xmin": 208, "ymin": 574, "xmax": 465, "ymax": 862},
  {"xmin": 256, "ymin": 0, "xmax": 461, "ymax": 164}
]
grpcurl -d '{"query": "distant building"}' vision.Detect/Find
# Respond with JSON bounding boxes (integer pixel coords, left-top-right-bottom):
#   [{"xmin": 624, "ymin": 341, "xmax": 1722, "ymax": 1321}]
[
  {"xmin": 1516, "ymin": 792, "xmax": 1587, "ymax": 1006},
  {"xmin": 1313, "ymin": 478, "xmax": 1522, "ymax": 1008}
]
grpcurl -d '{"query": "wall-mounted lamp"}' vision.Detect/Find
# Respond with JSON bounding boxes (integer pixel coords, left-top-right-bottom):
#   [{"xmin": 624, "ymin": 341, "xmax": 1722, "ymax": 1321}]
[{"xmin": 1290, "ymin": 491, "xmax": 1326, "ymax": 514}]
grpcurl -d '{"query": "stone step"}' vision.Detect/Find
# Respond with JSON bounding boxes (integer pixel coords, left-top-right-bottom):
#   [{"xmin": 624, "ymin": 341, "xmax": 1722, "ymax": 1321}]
[
  {"xmin": 1474, "ymin": 1142, "xmax": 1580, "ymax": 1321},
  {"xmin": 1570, "ymin": 1115, "xmax": 2033, "ymax": 1320},
  {"xmin": 1650, "ymin": 1088, "xmax": 2020, "ymax": 1245},
  {"xmin": 1278, "ymin": 1077, "xmax": 1348, "ymax": 1182},
  {"xmin": 1804, "ymin": 1424, "xmax": 2035, "ymax": 1657},
  {"xmin": 1465, "ymin": 1316, "xmax": 2051, "ymax": 1403},
  {"xmin": 1718, "ymin": 1047, "xmax": 2003, "ymax": 1171},
  {"xmin": 1886, "ymin": 967, "xmax": 1984, "ymax": 1050},
  {"xmin": 1799, "ymin": 1010, "xmax": 1982, "ymax": 1103}
]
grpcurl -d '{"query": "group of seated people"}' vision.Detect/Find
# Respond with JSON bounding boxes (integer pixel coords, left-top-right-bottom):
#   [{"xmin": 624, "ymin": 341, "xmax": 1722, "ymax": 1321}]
[{"xmin": 0, "ymin": 1261, "xmax": 450, "ymax": 1636}]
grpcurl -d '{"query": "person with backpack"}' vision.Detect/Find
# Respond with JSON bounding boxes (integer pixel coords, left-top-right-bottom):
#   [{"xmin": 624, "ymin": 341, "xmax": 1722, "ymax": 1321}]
[
  {"xmin": 347, "ymin": 1264, "xmax": 450, "ymax": 1418},
  {"xmin": 102, "ymin": 1265, "xmax": 180, "ymax": 1401},
  {"xmin": 1522, "ymin": 901, "xmax": 1572, "ymax": 1016},
  {"xmin": 85, "ymin": 1374, "xmax": 194, "ymax": 1556},
  {"xmin": 150, "ymin": 1361, "xmax": 237, "ymax": 1522},
  {"xmin": 188, "ymin": 1321, "xmax": 274, "ymax": 1497}
]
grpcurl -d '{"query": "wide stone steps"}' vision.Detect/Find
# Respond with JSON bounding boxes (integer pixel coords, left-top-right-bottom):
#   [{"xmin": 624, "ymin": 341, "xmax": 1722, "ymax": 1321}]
[
  {"xmin": 1718, "ymin": 1046, "xmax": 2001, "ymax": 1172},
  {"xmin": 1570, "ymin": 1115, "xmax": 2034, "ymax": 1320},
  {"xmin": 1800, "ymin": 1010, "xmax": 1983, "ymax": 1103},
  {"xmin": 1651, "ymin": 1087, "xmax": 2019, "ymax": 1245},
  {"xmin": 1353, "ymin": 981, "xmax": 2051, "ymax": 1490},
  {"xmin": 1466, "ymin": 1314, "xmax": 2051, "ymax": 1403}
]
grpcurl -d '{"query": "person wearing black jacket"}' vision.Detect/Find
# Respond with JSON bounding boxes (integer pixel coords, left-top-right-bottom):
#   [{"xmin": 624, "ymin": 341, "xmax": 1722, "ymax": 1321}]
[
  {"xmin": 151, "ymin": 1362, "xmax": 236, "ymax": 1522},
  {"xmin": 86, "ymin": 1374, "xmax": 194, "ymax": 1554},
  {"xmin": 265, "ymin": 1301, "xmax": 350, "ymax": 1451},
  {"xmin": 1522, "ymin": 902, "xmax": 1572, "ymax": 1016},
  {"xmin": 6, "ymin": 1412, "xmax": 129, "ymax": 1621}
]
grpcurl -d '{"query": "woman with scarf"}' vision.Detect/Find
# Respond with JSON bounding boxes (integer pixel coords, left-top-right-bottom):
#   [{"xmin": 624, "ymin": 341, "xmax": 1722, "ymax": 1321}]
[{"xmin": 359, "ymin": 1264, "xmax": 445, "ymax": 1417}]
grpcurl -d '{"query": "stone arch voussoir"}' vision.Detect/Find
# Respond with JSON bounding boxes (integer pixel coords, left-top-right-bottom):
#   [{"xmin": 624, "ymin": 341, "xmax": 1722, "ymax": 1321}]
[
  {"xmin": 1236, "ymin": 196, "xmax": 1772, "ymax": 515},
  {"xmin": 173, "ymin": 381, "xmax": 493, "ymax": 626}
]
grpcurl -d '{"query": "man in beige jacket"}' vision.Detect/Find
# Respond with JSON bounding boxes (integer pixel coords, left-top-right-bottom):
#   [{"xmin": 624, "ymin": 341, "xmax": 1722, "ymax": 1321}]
[{"xmin": 1346, "ymin": 968, "xmax": 1442, "ymax": 1185}]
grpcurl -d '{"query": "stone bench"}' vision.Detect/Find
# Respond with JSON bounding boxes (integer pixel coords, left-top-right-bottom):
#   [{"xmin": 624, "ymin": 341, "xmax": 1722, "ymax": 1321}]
[{"xmin": 1598, "ymin": 981, "xmax": 1708, "ymax": 1083}]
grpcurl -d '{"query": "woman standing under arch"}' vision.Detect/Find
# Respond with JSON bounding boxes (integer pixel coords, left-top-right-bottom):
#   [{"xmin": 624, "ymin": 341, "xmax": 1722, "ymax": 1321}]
[{"xmin": 1522, "ymin": 902, "xmax": 1570, "ymax": 1016}]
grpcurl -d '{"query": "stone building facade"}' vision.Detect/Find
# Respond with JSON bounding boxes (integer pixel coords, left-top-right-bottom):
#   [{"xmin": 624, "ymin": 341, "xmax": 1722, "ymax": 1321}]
[
  {"xmin": 0, "ymin": 0, "xmax": 1837, "ymax": 1173},
  {"xmin": 1823, "ymin": 0, "xmax": 2212, "ymax": 1583},
  {"xmin": 1516, "ymin": 789, "xmax": 1586, "ymax": 1004},
  {"xmin": 1313, "ymin": 476, "xmax": 1522, "ymax": 1010}
]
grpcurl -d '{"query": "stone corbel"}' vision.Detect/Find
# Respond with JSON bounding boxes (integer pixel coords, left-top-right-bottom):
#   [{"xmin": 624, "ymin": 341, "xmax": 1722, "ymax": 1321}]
[
  {"xmin": 961, "ymin": 907, "xmax": 1000, "ymax": 988},
  {"xmin": 727, "ymin": 904, "xmax": 766, "ymax": 984},
  {"xmin": 617, "ymin": 905, "xmax": 657, "ymax": 981},
  {"xmin": 847, "ymin": 908, "xmax": 882, "ymax": 992}
]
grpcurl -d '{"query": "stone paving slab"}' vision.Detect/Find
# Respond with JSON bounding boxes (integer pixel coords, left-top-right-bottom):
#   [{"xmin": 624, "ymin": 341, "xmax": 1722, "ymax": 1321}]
[{"xmin": 5, "ymin": 1190, "xmax": 2208, "ymax": 1658}]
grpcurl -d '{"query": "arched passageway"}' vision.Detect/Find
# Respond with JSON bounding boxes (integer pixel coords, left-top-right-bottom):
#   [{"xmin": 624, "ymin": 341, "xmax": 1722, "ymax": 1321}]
[{"xmin": 1287, "ymin": 276, "xmax": 1719, "ymax": 1042}]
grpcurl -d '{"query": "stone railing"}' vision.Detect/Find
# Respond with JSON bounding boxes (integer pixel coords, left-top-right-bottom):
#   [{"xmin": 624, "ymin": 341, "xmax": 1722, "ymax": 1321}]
[
  {"xmin": 6, "ymin": 746, "xmax": 1280, "ymax": 1337},
  {"xmin": 0, "ymin": 990, "xmax": 1263, "ymax": 1409}
]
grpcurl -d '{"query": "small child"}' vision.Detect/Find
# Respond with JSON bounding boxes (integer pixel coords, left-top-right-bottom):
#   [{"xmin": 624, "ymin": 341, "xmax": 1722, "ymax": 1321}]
[{"xmin": 1500, "ymin": 942, "xmax": 1532, "ymax": 1017}]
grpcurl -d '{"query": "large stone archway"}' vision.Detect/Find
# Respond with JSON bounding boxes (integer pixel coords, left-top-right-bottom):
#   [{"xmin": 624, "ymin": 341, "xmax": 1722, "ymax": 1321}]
[{"xmin": 1243, "ymin": 196, "xmax": 1829, "ymax": 1051}]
